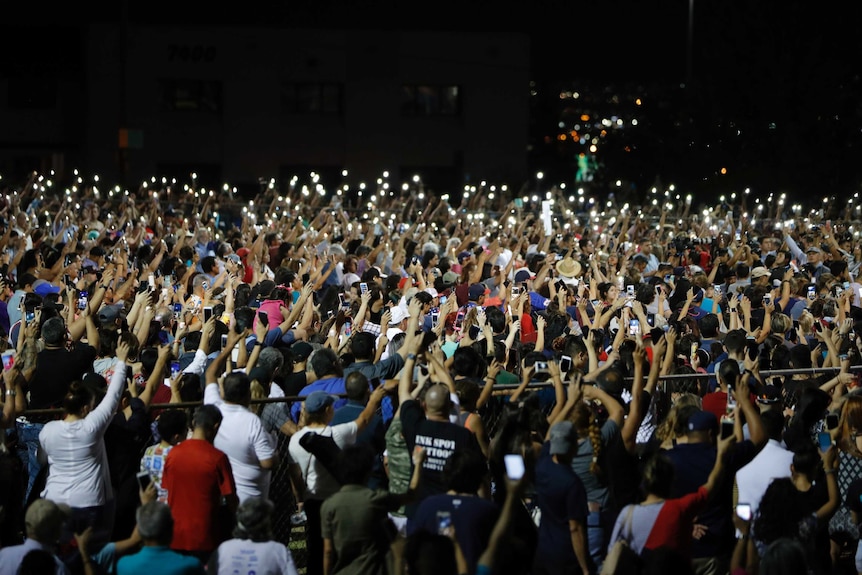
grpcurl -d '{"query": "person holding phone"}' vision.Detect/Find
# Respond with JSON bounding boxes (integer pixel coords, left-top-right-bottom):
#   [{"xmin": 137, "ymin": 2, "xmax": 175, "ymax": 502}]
[
  {"xmin": 664, "ymin": 373, "xmax": 766, "ymax": 574},
  {"xmin": 407, "ymin": 449, "xmax": 498, "ymax": 575},
  {"xmin": 38, "ymin": 341, "xmax": 133, "ymax": 554},
  {"xmin": 743, "ymin": 443, "xmax": 839, "ymax": 574}
]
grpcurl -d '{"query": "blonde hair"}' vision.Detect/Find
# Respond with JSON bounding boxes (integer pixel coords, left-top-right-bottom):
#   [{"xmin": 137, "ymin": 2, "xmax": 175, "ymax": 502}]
[
  {"xmin": 770, "ymin": 313, "xmax": 791, "ymax": 335},
  {"xmin": 797, "ymin": 311, "xmax": 814, "ymax": 334},
  {"xmin": 838, "ymin": 395, "xmax": 862, "ymax": 454}
]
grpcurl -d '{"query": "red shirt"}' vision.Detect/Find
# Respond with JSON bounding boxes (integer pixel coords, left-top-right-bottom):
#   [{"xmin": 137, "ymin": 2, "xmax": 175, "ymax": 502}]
[
  {"xmin": 701, "ymin": 391, "xmax": 728, "ymax": 422},
  {"xmin": 643, "ymin": 486, "xmax": 709, "ymax": 556},
  {"xmin": 163, "ymin": 438, "xmax": 237, "ymax": 552}
]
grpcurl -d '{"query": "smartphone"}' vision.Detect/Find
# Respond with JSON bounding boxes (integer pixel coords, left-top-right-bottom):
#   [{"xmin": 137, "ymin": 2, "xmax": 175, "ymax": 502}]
[
  {"xmin": 763, "ymin": 293, "xmax": 772, "ymax": 305},
  {"xmin": 747, "ymin": 343, "xmax": 758, "ymax": 362},
  {"xmin": 25, "ymin": 310, "xmax": 35, "ymax": 322},
  {"xmin": 664, "ymin": 274, "xmax": 672, "ymax": 283},
  {"xmin": 431, "ymin": 311, "xmax": 439, "ymax": 328},
  {"xmin": 258, "ymin": 311, "xmax": 269, "ymax": 328},
  {"xmin": 436, "ymin": 511, "xmax": 452, "ymax": 535},
  {"xmin": 736, "ymin": 503, "xmax": 752, "ymax": 521},
  {"xmin": 514, "ymin": 198, "xmax": 524, "ymax": 209},
  {"xmin": 360, "ymin": 282, "xmax": 368, "ymax": 295},
  {"xmin": 221, "ymin": 333, "xmax": 228, "ymax": 350},
  {"xmin": 203, "ymin": 306, "xmax": 213, "ymax": 322},
  {"xmin": 713, "ymin": 284, "xmax": 722, "ymax": 296},
  {"xmin": 136, "ymin": 471, "xmax": 152, "ymax": 491},
  {"xmin": 720, "ymin": 418, "xmax": 734, "ymax": 440},
  {"xmin": 511, "ymin": 285, "xmax": 521, "ymax": 297},
  {"xmin": 170, "ymin": 360, "xmax": 180, "ymax": 379},
  {"xmin": 826, "ymin": 412, "xmax": 840, "ymax": 430},
  {"xmin": 818, "ymin": 431, "xmax": 832, "ymax": 452},
  {"xmin": 468, "ymin": 324, "xmax": 481, "ymax": 339},
  {"xmin": 338, "ymin": 293, "xmax": 348, "ymax": 309},
  {"xmin": 439, "ymin": 295, "xmax": 447, "ymax": 306},
  {"xmin": 1, "ymin": 351, "xmax": 14, "ymax": 372},
  {"xmin": 534, "ymin": 361, "xmax": 549, "ymax": 373},
  {"xmin": 807, "ymin": 286, "xmax": 816, "ymax": 301},
  {"xmin": 343, "ymin": 321, "xmax": 352, "ymax": 337},
  {"xmin": 77, "ymin": 291, "xmax": 89, "ymax": 311},
  {"xmin": 455, "ymin": 310, "xmax": 465, "ymax": 329},
  {"xmin": 148, "ymin": 274, "xmax": 156, "ymax": 290},
  {"xmin": 504, "ymin": 453, "xmax": 526, "ymax": 480},
  {"xmin": 626, "ymin": 285, "xmax": 635, "ymax": 297},
  {"xmin": 626, "ymin": 318, "xmax": 639, "ymax": 337},
  {"xmin": 559, "ymin": 354, "xmax": 572, "ymax": 373}
]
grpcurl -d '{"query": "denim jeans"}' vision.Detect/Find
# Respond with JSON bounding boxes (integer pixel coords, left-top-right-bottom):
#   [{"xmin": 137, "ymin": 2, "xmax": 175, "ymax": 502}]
[
  {"xmin": 15, "ymin": 420, "xmax": 45, "ymax": 503},
  {"xmin": 588, "ymin": 509, "xmax": 613, "ymax": 573}
]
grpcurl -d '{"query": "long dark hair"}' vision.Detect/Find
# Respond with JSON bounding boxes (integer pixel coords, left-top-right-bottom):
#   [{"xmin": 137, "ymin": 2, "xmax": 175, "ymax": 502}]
[{"xmin": 753, "ymin": 477, "xmax": 804, "ymax": 546}]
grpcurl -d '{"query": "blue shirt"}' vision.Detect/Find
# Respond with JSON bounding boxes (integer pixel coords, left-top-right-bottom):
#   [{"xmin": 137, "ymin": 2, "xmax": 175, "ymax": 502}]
[{"xmin": 289, "ymin": 376, "xmax": 346, "ymax": 422}]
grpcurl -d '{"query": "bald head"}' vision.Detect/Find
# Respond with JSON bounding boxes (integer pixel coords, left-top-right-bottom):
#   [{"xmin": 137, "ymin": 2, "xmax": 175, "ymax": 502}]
[{"xmin": 424, "ymin": 384, "xmax": 452, "ymax": 416}]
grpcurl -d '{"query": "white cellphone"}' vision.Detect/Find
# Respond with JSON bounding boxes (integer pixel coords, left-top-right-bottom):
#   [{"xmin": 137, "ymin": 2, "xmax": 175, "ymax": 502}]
[{"xmin": 504, "ymin": 454, "xmax": 525, "ymax": 480}]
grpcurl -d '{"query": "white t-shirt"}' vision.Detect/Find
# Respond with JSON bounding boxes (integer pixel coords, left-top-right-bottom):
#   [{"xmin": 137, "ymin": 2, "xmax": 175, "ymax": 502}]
[
  {"xmin": 40, "ymin": 366, "xmax": 127, "ymax": 507},
  {"xmin": 204, "ymin": 383, "xmax": 277, "ymax": 503},
  {"xmin": 288, "ymin": 422, "xmax": 358, "ymax": 501},
  {"xmin": 212, "ymin": 538, "xmax": 299, "ymax": 575}
]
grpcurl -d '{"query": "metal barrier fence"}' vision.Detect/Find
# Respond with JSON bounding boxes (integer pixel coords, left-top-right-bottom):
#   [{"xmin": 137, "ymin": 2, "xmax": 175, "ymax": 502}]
[{"xmin": 16, "ymin": 364, "xmax": 856, "ymax": 573}]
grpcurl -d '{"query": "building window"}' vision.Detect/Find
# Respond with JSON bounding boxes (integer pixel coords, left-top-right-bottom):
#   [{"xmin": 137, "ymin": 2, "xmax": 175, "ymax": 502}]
[
  {"xmin": 159, "ymin": 79, "xmax": 222, "ymax": 113},
  {"xmin": 281, "ymin": 83, "xmax": 343, "ymax": 115},
  {"xmin": 402, "ymin": 85, "xmax": 460, "ymax": 116}
]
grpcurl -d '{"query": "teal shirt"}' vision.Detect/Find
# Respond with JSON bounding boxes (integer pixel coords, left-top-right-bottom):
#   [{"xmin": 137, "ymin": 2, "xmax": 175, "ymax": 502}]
[{"xmin": 116, "ymin": 546, "xmax": 206, "ymax": 575}]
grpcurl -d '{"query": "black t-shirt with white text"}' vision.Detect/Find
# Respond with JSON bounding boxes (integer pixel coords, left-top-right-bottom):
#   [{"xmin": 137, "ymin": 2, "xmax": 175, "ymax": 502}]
[{"xmin": 399, "ymin": 399, "xmax": 483, "ymax": 506}]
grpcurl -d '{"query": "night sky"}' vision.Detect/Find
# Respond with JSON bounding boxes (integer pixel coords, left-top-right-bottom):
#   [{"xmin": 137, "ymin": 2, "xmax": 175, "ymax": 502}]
[{"xmin": 4, "ymin": 1, "xmax": 862, "ymax": 206}]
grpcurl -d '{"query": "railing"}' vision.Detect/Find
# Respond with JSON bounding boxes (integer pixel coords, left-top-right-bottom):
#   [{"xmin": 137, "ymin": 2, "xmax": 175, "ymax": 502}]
[{"xmin": 13, "ymin": 364, "xmax": 854, "ymax": 572}]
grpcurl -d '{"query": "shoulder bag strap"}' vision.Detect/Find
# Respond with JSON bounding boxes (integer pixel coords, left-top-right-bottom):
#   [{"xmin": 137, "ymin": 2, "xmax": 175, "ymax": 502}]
[{"xmin": 622, "ymin": 505, "xmax": 636, "ymax": 541}]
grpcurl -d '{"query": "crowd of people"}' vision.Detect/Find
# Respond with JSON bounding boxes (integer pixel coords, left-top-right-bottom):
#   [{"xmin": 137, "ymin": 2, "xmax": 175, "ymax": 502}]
[{"xmin": 0, "ymin": 169, "xmax": 859, "ymax": 575}]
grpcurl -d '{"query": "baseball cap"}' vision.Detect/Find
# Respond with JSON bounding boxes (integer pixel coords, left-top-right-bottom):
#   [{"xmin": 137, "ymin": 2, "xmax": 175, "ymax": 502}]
[
  {"xmin": 549, "ymin": 421, "xmax": 576, "ymax": 455},
  {"xmin": 468, "ymin": 283, "xmax": 489, "ymax": 301},
  {"xmin": 32, "ymin": 280, "xmax": 61, "ymax": 298},
  {"xmin": 398, "ymin": 277, "xmax": 415, "ymax": 291},
  {"xmin": 389, "ymin": 305, "xmax": 411, "ymax": 325},
  {"xmin": 514, "ymin": 269, "xmax": 535, "ymax": 283},
  {"xmin": 687, "ymin": 409, "xmax": 718, "ymax": 432},
  {"xmin": 757, "ymin": 385, "xmax": 781, "ymax": 405},
  {"xmin": 304, "ymin": 390, "xmax": 336, "ymax": 414},
  {"xmin": 750, "ymin": 267, "xmax": 770, "ymax": 279},
  {"xmin": 457, "ymin": 251, "xmax": 473, "ymax": 263},
  {"xmin": 442, "ymin": 271, "xmax": 459, "ymax": 285},
  {"xmin": 805, "ymin": 246, "xmax": 822, "ymax": 253},
  {"xmin": 289, "ymin": 341, "xmax": 314, "ymax": 362},
  {"xmin": 98, "ymin": 304, "xmax": 123, "ymax": 324},
  {"xmin": 236, "ymin": 247, "xmax": 251, "ymax": 259}
]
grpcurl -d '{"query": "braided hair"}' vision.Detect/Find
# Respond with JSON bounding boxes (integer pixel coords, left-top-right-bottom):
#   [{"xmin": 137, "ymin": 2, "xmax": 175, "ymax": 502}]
[{"xmin": 573, "ymin": 400, "xmax": 603, "ymax": 478}]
